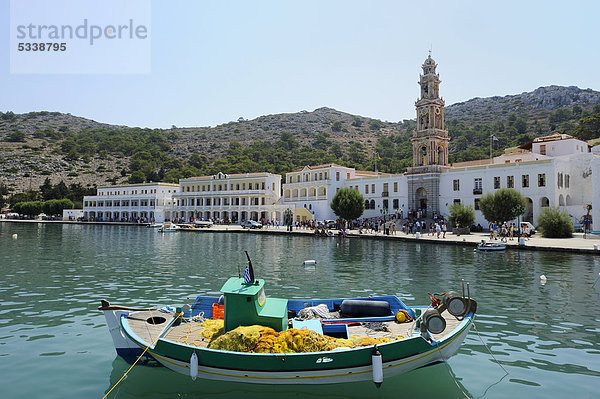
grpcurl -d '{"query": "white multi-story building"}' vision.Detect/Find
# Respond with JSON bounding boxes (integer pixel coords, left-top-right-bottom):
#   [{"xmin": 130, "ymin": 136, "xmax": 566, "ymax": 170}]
[
  {"xmin": 282, "ymin": 164, "xmax": 411, "ymax": 221},
  {"xmin": 442, "ymin": 134, "xmax": 595, "ymax": 226},
  {"xmin": 83, "ymin": 182, "xmax": 178, "ymax": 223},
  {"xmin": 169, "ymin": 172, "xmax": 296, "ymax": 223}
]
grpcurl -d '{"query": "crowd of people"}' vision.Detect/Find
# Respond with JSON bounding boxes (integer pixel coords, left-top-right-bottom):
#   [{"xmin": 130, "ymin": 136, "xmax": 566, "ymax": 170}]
[{"xmin": 487, "ymin": 221, "xmax": 529, "ymax": 241}]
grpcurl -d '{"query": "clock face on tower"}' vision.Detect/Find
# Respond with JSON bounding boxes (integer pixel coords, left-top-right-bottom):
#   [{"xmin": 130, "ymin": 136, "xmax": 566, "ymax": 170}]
[{"xmin": 421, "ymin": 108, "xmax": 428, "ymax": 115}]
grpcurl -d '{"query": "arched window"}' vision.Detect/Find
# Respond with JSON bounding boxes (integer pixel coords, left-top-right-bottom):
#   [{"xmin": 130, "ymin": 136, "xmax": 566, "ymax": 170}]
[{"xmin": 365, "ymin": 200, "xmax": 370, "ymax": 209}]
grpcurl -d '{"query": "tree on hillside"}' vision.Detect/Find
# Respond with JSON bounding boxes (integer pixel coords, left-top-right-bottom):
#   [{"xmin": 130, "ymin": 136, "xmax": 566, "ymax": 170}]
[
  {"xmin": 128, "ymin": 170, "xmax": 146, "ymax": 184},
  {"xmin": 40, "ymin": 178, "xmax": 53, "ymax": 201},
  {"xmin": 0, "ymin": 183, "xmax": 9, "ymax": 210},
  {"xmin": 575, "ymin": 112, "xmax": 600, "ymax": 140},
  {"xmin": 9, "ymin": 190, "xmax": 39, "ymax": 205},
  {"xmin": 331, "ymin": 121, "xmax": 343, "ymax": 132},
  {"xmin": 478, "ymin": 188, "xmax": 526, "ymax": 224},
  {"xmin": 330, "ymin": 188, "xmax": 364, "ymax": 222},
  {"xmin": 7, "ymin": 130, "xmax": 25, "ymax": 142}
]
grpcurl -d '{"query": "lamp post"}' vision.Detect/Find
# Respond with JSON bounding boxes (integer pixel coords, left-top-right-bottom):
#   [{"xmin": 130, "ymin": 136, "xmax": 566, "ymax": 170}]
[
  {"xmin": 380, "ymin": 207, "xmax": 389, "ymax": 234},
  {"xmin": 380, "ymin": 207, "xmax": 388, "ymax": 223},
  {"xmin": 284, "ymin": 208, "xmax": 293, "ymax": 232},
  {"xmin": 512, "ymin": 204, "xmax": 525, "ymax": 236}
]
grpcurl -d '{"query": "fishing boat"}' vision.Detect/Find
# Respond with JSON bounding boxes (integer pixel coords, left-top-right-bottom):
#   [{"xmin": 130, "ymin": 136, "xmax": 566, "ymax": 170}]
[
  {"xmin": 147, "ymin": 223, "xmax": 163, "ymax": 228},
  {"xmin": 99, "ymin": 253, "xmax": 477, "ymax": 386},
  {"xmin": 477, "ymin": 240, "xmax": 506, "ymax": 251}
]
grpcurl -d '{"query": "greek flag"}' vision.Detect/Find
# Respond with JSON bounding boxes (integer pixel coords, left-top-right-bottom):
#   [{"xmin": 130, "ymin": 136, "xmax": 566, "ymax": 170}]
[
  {"xmin": 243, "ymin": 265, "xmax": 252, "ymax": 284},
  {"xmin": 491, "ymin": 135, "xmax": 499, "ymax": 142}
]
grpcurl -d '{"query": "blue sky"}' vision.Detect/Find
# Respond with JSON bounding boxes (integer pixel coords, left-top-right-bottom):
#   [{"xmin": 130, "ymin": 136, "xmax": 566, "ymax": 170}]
[{"xmin": 1, "ymin": 0, "xmax": 599, "ymax": 128}]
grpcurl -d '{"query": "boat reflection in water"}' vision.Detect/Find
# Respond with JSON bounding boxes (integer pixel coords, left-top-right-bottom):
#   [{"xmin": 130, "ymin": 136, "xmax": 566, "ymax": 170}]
[{"xmin": 106, "ymin": 356, "xmax": 472, "ymax": 399}]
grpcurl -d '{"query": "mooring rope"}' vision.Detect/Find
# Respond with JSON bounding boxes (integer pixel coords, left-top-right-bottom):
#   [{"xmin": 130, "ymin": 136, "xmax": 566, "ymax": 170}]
[
  {"xmin": 101, "ymin": 312, "xmax": 181, "ymax": 399},
  {"xmin": 472, "ymin": 322, "xmax": 509, "ymax": 376}
]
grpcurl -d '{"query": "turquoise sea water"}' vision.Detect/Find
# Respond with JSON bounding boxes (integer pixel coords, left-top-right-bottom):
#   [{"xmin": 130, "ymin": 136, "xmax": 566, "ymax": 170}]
[{"xmin": 0, "ymin": 223, "xmax": 599, "ymax": 398}]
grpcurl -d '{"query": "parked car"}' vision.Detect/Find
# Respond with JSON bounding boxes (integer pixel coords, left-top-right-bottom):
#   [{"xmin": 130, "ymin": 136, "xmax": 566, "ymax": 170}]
[{"xmin": 241, "ymin": 220, "xmax": 263, "ymax": 229}]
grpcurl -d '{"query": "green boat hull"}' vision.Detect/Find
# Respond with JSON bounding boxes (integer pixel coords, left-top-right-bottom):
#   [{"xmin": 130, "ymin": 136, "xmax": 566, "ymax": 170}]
[{"xmin": 120, "ymin": 312, "xmax": 474, "ymax": 384}]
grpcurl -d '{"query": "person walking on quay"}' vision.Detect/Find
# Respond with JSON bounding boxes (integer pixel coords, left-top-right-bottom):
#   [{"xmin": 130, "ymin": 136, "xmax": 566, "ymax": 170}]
[
  {"xmin": 489, "ymin": 222, "xmax": 494, "ymax": 240},
  {"xmin": 500, "ymin": 223, "xmax": 508, "ymax": 242},
  {"xmin": 436, "ymin": 222, "xmax": 441, "ymax": 238},
  {"xmin": 442, "ymin": 222, "xmax": 447, "ymax": 238},
  {"xmin": 584, "ymin": 218, "xmax": 591, "ymax": 238},
  {"xmin": 509, "ymin": 223, "xmax": 514, "ymax": 240}
]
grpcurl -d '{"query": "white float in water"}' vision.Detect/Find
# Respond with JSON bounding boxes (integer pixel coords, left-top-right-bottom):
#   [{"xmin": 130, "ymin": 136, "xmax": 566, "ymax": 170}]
[
  {"xmin": 540, "ymin": 275, "xmax": 547, "ymax": 281},
  {"xmin": 12, "ymin": 234, "xmax": 17, "ymax": 239},
  {"xmin": 190, "ymin": 352, "xmax": 198, "ymax": 380},
  {"xmin": 303, "ymin": 259, "xmax": 317, "ymax": 265}
]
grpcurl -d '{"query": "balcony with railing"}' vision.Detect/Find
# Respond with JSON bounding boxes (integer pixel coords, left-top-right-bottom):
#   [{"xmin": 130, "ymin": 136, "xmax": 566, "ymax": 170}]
[{"xmin": 473, "ymin": 188, "xmax": 482, "ymax": 195}]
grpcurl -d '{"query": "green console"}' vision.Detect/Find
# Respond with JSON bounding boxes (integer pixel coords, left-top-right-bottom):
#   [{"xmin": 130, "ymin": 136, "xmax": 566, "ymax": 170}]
[{"xmin": 220, "ymin": 277, "xmax": 288, "ymax": 332}]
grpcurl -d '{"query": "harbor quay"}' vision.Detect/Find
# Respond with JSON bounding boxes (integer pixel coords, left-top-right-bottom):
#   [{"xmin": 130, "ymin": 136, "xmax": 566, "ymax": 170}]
[{"xmin": 2, "ymin": 218, "xmax": 599, "ymax": 255}]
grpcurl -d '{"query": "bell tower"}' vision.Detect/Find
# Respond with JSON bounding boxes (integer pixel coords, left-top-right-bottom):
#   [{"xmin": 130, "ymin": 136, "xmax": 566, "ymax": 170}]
[
  {"xmin": 411, "ymin": 55, "xmax": 449, "ymax": 167},
  {"xmin": 406, "ymin": 54, "xmax": 450, "ymax": 218}
]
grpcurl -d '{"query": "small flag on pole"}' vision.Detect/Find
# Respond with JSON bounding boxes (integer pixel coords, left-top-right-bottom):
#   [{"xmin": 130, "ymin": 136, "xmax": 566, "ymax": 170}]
[
  {"xmin": 243, "ymin": 265, "xmax": 252, "ymax": 284},
  {"xmin": 491, "ymin": 135, "xmax": 499, "ymax": 142},
  {"xmin": 377, "ymin": 152, "xmax": 381, "ymax": 160}
]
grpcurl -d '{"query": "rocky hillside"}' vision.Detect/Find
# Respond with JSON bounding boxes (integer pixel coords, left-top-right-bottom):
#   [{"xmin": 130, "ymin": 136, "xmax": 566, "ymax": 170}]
[
  {"xmin": 169, "ymin": 107, "xmax": 401, "ymax": 157},
  {"xmin": 1, "ymin": 85, "xmax": 599, "ymax": 196},
  {"xmin": 446, "ymin": 86, "xmax": 600, "ymax": 124}
]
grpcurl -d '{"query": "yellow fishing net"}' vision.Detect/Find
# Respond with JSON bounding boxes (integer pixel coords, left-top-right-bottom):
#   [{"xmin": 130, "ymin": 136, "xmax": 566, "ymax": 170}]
[
  {"xmin": 206, "ymin": 323, "xmax": 403, "ymax": 353},
  {"xmin": 199, "ymin": 319, "xmax": 225, "ymax": 341}
]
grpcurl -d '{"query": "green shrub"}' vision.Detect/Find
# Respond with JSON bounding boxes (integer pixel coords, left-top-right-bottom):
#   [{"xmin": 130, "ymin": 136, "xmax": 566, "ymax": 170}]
[
  {"xmin": 536, "ymin": 206, "xmax": 573, "ymax": 238},
  {"xmin": 447, "ymin": 202, "xmax": 476, "ymax": 228},
  {"xmin": 7, "ymin": 131, "xmax": 25, "ymax": 142},
  {"xmin": 330, "ymin": 188, "xmax": 364, "ymax": 221}
]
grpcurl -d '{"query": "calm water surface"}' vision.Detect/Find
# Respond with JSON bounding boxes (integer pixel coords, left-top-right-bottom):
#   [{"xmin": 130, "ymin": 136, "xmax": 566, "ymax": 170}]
[{"xmin": 1, "ymin": 223, "xmax": 599, "ymax": 398}]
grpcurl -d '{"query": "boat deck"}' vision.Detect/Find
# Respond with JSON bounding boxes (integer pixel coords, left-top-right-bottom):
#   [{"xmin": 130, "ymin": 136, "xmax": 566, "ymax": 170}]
[{"xmin": 125, "ymin": 307, "xmax": 463, "ymax": 351}]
